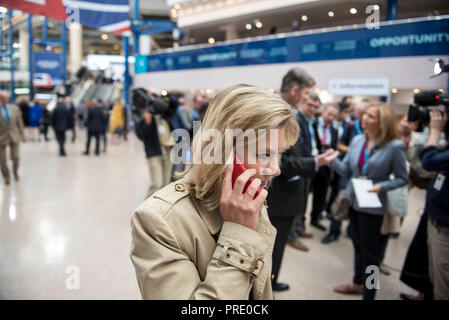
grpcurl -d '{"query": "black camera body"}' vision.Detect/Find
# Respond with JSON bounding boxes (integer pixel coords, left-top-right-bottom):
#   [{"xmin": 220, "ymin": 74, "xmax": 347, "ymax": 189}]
[
  {"xmin": 407, "ymin": 90, "xmax": 449, "ymax": 127},
  {"xmin": 131, "ymin": 88, "xmax": 178, "ymax": 120}
]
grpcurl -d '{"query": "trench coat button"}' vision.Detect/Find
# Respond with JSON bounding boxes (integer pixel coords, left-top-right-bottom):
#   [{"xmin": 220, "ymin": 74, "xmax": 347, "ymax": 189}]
[{"xmin": 175, "ymin": 183, "xmax": 185, "ymax": 192}]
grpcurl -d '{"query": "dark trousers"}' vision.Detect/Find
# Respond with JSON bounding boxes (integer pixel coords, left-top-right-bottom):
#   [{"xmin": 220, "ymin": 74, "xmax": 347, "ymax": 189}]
[
  {"xmin": 101, "ymin": 130, "xmax": 107, "ymax": 152},
  {"xmin": 379, "ymin": 234, "xmax": 390, "ymax": 263},
  {"xmin": 400, "ymin": 211, "xmax": 433, "ymax": 299},
  {"xmin": 329, "ymin": 216, "xmax": 343, "ymax": 237},
  {"xmin": 270, "ymin": 215, "xmax": 294, "ymax": 284},
  {"xmin": 86, "ymin": 130, "xmax": 100, "ymax": 155},
  {"xmin": 42, "ymin": 124, "xmax": 49, "ymax": 141},
  {"xmin": 70, "ymin": 127, "xmax": 76, "ymax": 142},
  {"xmin": 310, "ymin": 166, "xmax": 331, "ymax": 223},
  {"xmin": 327, "ymin": 173, "xmax": 349, "ymax": 238},
  {"xmin": 349, "ymin": 208, "xmax": 384, "ymax": 300},
  {"xmin": 55, "ymin": 131, "xmax": 66, "ymax": 155}
]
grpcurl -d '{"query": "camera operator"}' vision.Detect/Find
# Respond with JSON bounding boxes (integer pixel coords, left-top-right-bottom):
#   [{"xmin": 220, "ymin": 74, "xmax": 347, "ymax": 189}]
[
  {"xmin": 421, "ymin": 109, "xmax": 449, "ymax": 300},
  {"xmin": 136, "ymin": 107, "xmax": 173, "ymax": 199}
]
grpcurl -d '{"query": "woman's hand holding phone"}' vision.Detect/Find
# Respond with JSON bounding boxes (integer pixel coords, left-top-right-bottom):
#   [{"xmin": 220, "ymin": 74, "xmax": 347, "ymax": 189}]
[{"xmin": 220, "ymin": 167, "xmax": 268, "ymax": 230}]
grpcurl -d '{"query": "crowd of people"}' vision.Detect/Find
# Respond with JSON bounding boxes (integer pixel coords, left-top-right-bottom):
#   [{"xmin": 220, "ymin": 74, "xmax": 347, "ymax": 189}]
[
  {"xmin": 0, "ymin": 65, "xmax": 448, "ymax": 301},
  {"xmin": 8, "ymin": 95, "xmax": 129, "ymax": 157},
  {"xmin": 129, "ymin": 68, "xmax": 448, "ymax": 301}
]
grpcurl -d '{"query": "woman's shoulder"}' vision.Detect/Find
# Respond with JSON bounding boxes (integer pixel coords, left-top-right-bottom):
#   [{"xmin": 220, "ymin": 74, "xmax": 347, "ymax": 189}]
[
  {"xmin": 349, "ymin": 134, "xmax": 365, "ymax": 148},
  {"xmin": 132, "ymin": 182, "xmax": 197, "ymax": 228},
  {"xmin": 387, "ymin": 139, "xmax": 406, "ymax": 151}
]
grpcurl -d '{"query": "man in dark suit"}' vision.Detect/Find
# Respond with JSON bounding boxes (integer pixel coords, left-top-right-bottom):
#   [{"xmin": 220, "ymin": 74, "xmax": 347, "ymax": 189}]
[
  {"xmin": 51, "ymin": 97, "xmax": 71, "ymax": 156},
  {"xmin": 83, "ymin": 101, "xmax": 105, "ymax": 156},
  {"xmin": 309, "ymin": 103, "xmax": 339, "ymax": 231},
  {"xmin": 65, "ymin": 96, "xmax": 76, "ymax": 143},
  {"xmin": 267, "ymin": 69, "xmax": 339, "ymax": 291}
]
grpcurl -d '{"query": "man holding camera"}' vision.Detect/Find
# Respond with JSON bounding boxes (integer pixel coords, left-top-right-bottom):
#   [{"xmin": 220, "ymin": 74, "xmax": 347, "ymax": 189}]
[
  {"xmin": 421, "ymin": 109, "xmax": 449, "ymax": 300},
  {"xmin": 136, "ymin": 110, "xmax": 173, "ymax": 199}
]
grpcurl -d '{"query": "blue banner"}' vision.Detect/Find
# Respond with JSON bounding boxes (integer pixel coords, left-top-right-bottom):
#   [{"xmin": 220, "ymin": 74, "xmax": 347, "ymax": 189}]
[
  {"xmin": 33, "ymin": 52, "xmax": 64, "ymax": 87},
  {"xmin": 140, "ymin": 18, "xmax": 449, "ymax": 73}
]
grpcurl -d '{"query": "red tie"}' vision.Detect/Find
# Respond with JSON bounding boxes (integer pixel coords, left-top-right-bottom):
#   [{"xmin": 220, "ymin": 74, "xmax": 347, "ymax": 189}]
[{"xmin": 322, "ymin": 124, "xmax": 327, "ymax": 145}]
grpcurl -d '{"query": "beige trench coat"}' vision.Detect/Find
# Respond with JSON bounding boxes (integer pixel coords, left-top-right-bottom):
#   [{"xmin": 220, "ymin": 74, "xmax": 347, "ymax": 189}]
[{"xmin": 130, "ymin": 175, "xmax": 277, "ymax": 300}]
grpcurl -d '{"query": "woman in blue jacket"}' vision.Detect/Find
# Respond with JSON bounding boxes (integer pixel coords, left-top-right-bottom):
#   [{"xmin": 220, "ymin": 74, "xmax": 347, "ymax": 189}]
[{"xmin": 331, "ymin": 103, "xmax": 409, "ymax": 300}]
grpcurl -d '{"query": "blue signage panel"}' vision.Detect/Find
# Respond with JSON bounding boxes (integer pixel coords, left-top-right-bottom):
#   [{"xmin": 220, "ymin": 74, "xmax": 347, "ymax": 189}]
[
  {"xmin": 33, "ymin": 52, "xmax": 64, "ymax": 86},
  {"xmin": 143, "ymin": 19, "xmax": 449, "ymax": 73}
]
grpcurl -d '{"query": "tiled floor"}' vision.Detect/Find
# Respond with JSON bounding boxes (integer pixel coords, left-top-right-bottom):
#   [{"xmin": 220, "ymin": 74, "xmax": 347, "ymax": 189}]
[{"xmin": 0, "ymin": 130, "xmax": 423, "ymax": 299}]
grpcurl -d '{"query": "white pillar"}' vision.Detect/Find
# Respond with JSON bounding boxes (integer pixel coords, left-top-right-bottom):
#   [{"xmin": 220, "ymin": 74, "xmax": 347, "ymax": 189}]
[
  {"xmin": 19, "ymin": 28, "xmax": 29, "ymax": 70},
  {"xmin": 139, "ymin": 35, "xmax": 152, "ymax": 55},
  {"xmin": 69, "ymin": 22, "xmax": 83, "ymax": 75}
]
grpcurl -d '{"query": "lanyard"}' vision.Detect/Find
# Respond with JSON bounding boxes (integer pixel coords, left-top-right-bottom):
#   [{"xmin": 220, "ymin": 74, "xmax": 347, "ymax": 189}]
[
  {"xmin": 355, "ymin": 119, "xmax": 362, "ymax": 135},
  {"xmin": 362, "ymin": 141, "xmax": 376, "ymax": 176},
  {"xmin": 308, "ymin": 120, "xmax": 318, "ymax": 156}
]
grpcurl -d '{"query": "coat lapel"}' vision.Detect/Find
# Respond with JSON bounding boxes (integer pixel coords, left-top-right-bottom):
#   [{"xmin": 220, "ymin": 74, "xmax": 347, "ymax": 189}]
[{"xmin": 352, "ymin": 135, "xmax": 366, "ymax": 176}]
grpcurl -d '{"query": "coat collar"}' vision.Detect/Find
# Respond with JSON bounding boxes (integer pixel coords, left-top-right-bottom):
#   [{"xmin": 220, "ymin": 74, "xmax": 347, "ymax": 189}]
[{"xmin": 180, "ymin": 170, "xmax": 223, "ymax": 235}]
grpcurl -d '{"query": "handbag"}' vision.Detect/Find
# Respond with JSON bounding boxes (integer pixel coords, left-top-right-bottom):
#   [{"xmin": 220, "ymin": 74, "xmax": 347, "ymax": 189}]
[
  {"xmin": 331, "ymin": 190, "xmax": 350, "ymax": 220},
  {"xmin": 387, "ymin": 185, "xmax": 408, "ymax": 217}
]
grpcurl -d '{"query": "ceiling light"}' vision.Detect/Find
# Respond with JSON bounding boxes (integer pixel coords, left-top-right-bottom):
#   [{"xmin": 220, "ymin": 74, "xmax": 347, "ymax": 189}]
[
  {"xmin": 101, "ymin": 33, "xmax": 109, "ymax": 40},
  {"xmin": 113, "ymin": 44, "xmax": 119, "ymax": 50},
  {"xmin": 391, "ymin": 88, "xmax": 398, "ymax": 94},
  {"xmin": 301, "ymin": 15, "xmax": 308, "ymax": 22},
  {"xmin": 208, "ymin": 37, "xmax": 215, "ymax": 44},
  {"xmin": 328, "ymin": 11, "xmax": 334, "ymax": 17},
  {"xmin": 254, "ymin": 18, "xmax": 263, "ymax": 28},
  {"xmin": 174, "ymin": 4, "xmax": 180, "ymax": 10},
  {"xmin": 350, "ymin": 8, "xmax": 357, "ymax": 15},
  {"xmin": 413, "ymin": 88, "xmax": 420, "ymax": 94},
  {"xmin": 245, "ymin": 23, "xmax": 252, "ymax": 30},
  {"xmin": 438, "ymin": 89, "xmax": 444, "ymax": 92}
]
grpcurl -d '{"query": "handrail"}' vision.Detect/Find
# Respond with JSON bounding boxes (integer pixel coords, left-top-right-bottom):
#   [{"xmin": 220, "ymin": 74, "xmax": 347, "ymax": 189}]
[{"xmin": 150, "ymin": 14, "xmax": 449, "ymax": 56}]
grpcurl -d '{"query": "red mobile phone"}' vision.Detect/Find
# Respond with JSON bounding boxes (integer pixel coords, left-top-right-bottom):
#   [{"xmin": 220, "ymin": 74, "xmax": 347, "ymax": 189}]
[{"xmin": 231, "ymin": 153, "xmax": 261, "ymax": 199}]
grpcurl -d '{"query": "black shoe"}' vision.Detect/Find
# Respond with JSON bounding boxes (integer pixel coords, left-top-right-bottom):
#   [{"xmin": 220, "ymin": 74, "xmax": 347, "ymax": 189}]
[
  {"xmin": 311, "ymin": 220, "xmax": 326, "ymax": 231},
  {"xmin": 82, "ymin": 151, "xmax": 89, "ymax": 155},
  {"xmin": 380, "ymin": 265, "xmax": 391, "ymax": 276},
  {"xmin": 272, "ymin": 282, "xmax": 290, "ymax": 291},
  {"xmin": 321, "ymin": 233, "xmax": 339, "ymax": 244},
  {"xmin": 390, "ymin": 232, "xmax": 400, "ymax": 239}
]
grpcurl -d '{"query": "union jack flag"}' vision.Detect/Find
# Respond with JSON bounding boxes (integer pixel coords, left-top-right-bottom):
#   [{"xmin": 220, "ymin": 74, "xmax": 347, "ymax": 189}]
[{"xmin": 1, "ymin": 0, "xmax": 131, "ymax": 34}]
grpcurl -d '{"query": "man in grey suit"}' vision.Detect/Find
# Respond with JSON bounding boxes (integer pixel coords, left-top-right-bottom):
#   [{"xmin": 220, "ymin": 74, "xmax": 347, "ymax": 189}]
[{"xmin": 0, "ymin": 91, "xmax": 25, "ymax": 185}]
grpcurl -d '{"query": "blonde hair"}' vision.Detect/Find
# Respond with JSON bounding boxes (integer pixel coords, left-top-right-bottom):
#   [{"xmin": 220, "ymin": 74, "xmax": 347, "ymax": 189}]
[
  {"xmin": 181, "ymin": 84, "xmax": 299, "ymax": 212},
  {"xmin": 364, "ymin": 102, "xmax": 398, "ymax": 148}
]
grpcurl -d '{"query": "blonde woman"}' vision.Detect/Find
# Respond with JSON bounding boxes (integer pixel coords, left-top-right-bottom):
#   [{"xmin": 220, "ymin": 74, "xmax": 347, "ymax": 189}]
[
  {"xmin": 332, "ymin": 103, "xmax": 408, "ymax": 300},
  {"xmin": 130, "ymin": 84, "xmax": 299, "ymax": 299}
]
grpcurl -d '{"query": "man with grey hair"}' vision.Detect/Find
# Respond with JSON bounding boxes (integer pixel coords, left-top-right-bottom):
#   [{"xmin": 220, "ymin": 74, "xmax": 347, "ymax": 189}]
[
  {"xmin": 0, "ymin": 91, "xmax": 25, "ymax": 185},
  {"xmin": 268, "ymin": 68, "xmax": 339, "ymax": 291}
]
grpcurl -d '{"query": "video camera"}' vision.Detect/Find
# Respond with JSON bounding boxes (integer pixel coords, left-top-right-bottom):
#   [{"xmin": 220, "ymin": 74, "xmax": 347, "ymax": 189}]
[
  {"xmin": 407, "ymin": 90, "xmax": 449, "ymax": 127},
  {"xmin": 131, "ymin": 88, "xmax": 178, "ymax": 120}
]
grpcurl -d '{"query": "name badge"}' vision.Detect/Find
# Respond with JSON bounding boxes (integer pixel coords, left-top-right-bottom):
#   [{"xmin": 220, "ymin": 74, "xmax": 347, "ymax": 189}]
[{"xmin": 433, "ymin": 173, "xmax": 446, "ymax": 191}]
